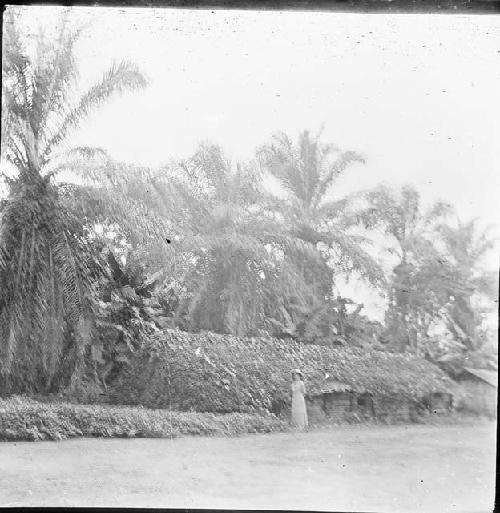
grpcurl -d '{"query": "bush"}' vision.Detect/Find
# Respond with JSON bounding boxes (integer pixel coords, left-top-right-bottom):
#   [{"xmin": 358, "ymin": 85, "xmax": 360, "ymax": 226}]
[{"xmin": 0, "ymin": 396, "xmax": 288, "ymax": 442}]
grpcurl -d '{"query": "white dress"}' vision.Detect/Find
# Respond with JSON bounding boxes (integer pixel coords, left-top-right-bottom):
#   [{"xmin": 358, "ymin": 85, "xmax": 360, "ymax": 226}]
[{"xmin": 291, "ymin": 380, "xmax": 308, "ymax": 429}]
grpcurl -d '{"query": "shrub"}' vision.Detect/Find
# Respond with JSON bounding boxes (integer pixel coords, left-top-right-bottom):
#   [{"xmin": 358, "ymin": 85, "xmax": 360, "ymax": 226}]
[{"xmin": 0, "ymin": 396, "xmax": 288, "ymax": 442}]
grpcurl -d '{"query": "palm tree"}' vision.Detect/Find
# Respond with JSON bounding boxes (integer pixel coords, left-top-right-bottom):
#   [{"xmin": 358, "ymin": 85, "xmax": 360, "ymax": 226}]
[
  {"xmin": 58, "ymin": 142, "xmax": 323, "ymax": 339},
  {"xmin": 359, "ymin": 184, "xmax": 453, "ymax": 352},
  {"xmin": 436, "ymin": 218, "xmax": 497, "ymax": 351},
  {"xmin": 153, "ymin": 143, "xmax": 316, "ymax": 337},
  {"xmin": 0, "ymin": 9, "xmax": 148, "ymax": 393},
  {"xmin": 257, "ymin": 129, "xmax": 385, "ymax": 342}
]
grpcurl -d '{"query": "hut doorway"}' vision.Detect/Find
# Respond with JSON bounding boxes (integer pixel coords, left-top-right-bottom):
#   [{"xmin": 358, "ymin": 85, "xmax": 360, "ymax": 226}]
[{"xmin": 356, "ymin": 392, "xmax": 375, "ymax": 419}]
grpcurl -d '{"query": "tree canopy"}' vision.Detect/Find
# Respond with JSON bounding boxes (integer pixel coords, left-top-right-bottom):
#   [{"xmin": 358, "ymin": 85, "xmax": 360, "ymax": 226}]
[{"xmin": 1, "ymin": 11, "xmax": 497, "ymax": 398}]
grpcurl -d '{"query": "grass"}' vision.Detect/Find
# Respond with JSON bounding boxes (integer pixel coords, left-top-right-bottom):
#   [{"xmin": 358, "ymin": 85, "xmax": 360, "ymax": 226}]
[
  {"xmin": 413, "ymin": 409, "xmax": 495, "ymax": 426},
  {"xmin": 0, "ymin": 396, "xmax": 289, "ymax": 442}
]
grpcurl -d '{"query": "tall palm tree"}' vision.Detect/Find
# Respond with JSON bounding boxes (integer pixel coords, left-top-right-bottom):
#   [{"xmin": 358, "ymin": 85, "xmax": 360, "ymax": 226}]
[
  {"xmin": 257, "ymin": 129, "xmax": 385, "ymax": 342},
  {"xmin": 359, "ymin": 184, "xmax": 453, "ymax": 352},
  {"xmin": 436, "ymin": 218, "xmax": 497, "ymax": 351},
  {"xmin": 0, "ymin": 9, "xmax": 147, "ymax": 393},
  {"xmin": 154, "ymin": 143, "xmax": 317, "ymax": 337}
]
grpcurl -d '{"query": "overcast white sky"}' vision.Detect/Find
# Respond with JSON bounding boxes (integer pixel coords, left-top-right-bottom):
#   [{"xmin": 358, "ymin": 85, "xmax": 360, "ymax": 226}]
[{"xmin": 5, "ymin": 6, "xmax": 500, "ymax": 319}]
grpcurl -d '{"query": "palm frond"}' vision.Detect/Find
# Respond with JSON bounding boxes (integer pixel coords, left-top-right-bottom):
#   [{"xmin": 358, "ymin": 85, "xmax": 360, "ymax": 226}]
[
  {"xmin": 313, "ymin": 150, "xmax": 365, "ymax": 208},
  {"xmin": 316, "ymin": 191, "xmax": 364, "ymax": 225},
  {"xmin": 319, "ymin": 228, "xmax": 387, "ymax": 287},
  {"xmin": 1, "ymin": 11, "xmax": 149, "ymax": 393},
  {"xmin": 41, "ymin": 61, "xmax": 148, "ymax": 161}
]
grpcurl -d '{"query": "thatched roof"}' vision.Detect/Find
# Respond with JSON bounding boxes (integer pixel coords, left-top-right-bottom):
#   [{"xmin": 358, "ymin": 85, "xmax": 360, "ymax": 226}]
[
  {"xmin": 114, "ymin": 329, "xmax": 456, "ymax": 413},
  {"xmin": 320, "ymin": 379, "xmax": 353, "ymax": 394}
]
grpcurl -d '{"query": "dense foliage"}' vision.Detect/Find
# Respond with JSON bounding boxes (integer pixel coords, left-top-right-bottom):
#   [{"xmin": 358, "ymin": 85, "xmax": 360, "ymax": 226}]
[
  {"xmin": 1, "ymin": 10, "xmax": 497, "ymax": 404},
  {"xmin": 0, "ymin": 395, "xmax": 287, "ymax": 441},
  {"xmin": 359, "ymin": 186, "xmax": 498, "ymax": 369},
  {"xmin": 0, "ymin": 9, "xmax": 147, "ymax": 394},
  {"xmin": 255, "ymin": 130, "xmax": 386, "ymax": 342}
]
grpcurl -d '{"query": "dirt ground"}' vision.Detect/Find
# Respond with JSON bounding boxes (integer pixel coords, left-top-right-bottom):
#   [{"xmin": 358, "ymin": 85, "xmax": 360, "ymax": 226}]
[{"xmin": 0, "ymin": 422, "xmax": 496, "ymax": 512}]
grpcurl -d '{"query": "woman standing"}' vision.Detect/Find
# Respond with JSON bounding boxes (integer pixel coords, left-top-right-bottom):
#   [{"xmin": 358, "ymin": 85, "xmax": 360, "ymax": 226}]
[{"xmin": 291, "ymin": 369, "xmax": 308, "ymax": 430}]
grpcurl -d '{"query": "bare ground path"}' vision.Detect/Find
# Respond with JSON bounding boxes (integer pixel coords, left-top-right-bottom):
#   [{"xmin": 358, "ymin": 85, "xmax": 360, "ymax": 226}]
[{"xmin": 0, "ymin": 423, "xmax": 496, "ymax": 512}]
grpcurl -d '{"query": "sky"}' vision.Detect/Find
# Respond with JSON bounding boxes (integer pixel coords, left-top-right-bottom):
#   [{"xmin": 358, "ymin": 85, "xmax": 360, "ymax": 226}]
[{"xmin": 4, "ymin": 6, "xmax": 500, "ymax": 320}]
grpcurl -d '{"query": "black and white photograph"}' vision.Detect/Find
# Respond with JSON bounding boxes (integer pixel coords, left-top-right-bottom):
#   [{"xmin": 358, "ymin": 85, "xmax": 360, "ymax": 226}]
[{"xmin": 0, "ymin": 3, "xmax": 498, "ymax": 511}]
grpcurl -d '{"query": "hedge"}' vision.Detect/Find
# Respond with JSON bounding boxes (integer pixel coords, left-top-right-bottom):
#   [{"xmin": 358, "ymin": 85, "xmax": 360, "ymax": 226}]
[{"xmin": 0, "ymin": 396, "xmax": 288, "ymax": 442}]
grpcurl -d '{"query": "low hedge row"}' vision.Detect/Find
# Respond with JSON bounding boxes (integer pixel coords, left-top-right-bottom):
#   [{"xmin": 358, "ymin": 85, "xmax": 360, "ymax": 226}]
[{"xmin": 0, "ymin": 396, "xmax": 288, "ymax": 442}]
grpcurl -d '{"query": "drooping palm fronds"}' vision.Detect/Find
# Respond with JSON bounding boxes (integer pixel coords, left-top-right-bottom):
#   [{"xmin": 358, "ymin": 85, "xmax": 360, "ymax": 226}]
[
  {"xmin": 257, "ymin": 130, "xmax": 365, "ymax": 213},
  {"xmin": 257, "ymin": 129, "xmax": 385, "ymax": 341},
  {"xmin": 81, "ymin": 134, "xmax": 382, "ymax": 341},
  {"xmin": 41, "ymin": 61, "xmax": 147, "ymax": 163},
  {"xmin": 0, "ymin": 174, "xmax": 106, "ymax": 391},
  {"xmin": 257, "ymin": 130, "xmax": 383, "ymax": 287},
  {"xmin": 437, "ymin": 218, "xmax": 497, "ymax": 272},
  {"xmin": 0, "ymin": 9, "xmax": 148, "ymax": 393},
  {"xmin": 142, "ymin": 142, "xmax": 325, "ymax": 337},
  {"xmin": 45, "ymin": 144, "xmax": 323, "ymax": 339},
  {"xmin": 56, "ymin": 154, "xmax": 177, "ymax": 253},
  {"xmin": 355, "ymin": 184, "xmax": 458, "ymax": 353},
  {"xmin": 2, "ymin": 9, "xmax": 148, "ymax": 176},
  {"xmin": 358, "ymin": 184, "xmax": 453, "ymax": 258},
  {"xmin": 434, "ymin": 217, "xmax": 498, "ymax": 351}
]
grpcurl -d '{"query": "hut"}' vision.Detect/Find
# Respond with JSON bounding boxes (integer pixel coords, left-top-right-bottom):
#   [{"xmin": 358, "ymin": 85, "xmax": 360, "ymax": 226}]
[
  {"xmin": 302, "ymin": 351, "xmax": 456, "ymax": 423},
  {"xmin": 300, "ymin": 364, "xmax": 454, "ymax": 424},
  {"xmin": 455, "ymin": 367, "xmax": 497, "ymax": 417},
  {"xmin": 306, "ymin": 380, "xmax": 418, "ymax": 423},
  {"xmin": 113, "ymin": 329, "xmax": 457, "ymax": 423}
]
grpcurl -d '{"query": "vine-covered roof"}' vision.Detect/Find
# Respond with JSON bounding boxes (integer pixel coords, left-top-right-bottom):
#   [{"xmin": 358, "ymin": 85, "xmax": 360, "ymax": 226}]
[{"xmin": 118, "ymin": 329, "xmax": 457, "ymax": 413}]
